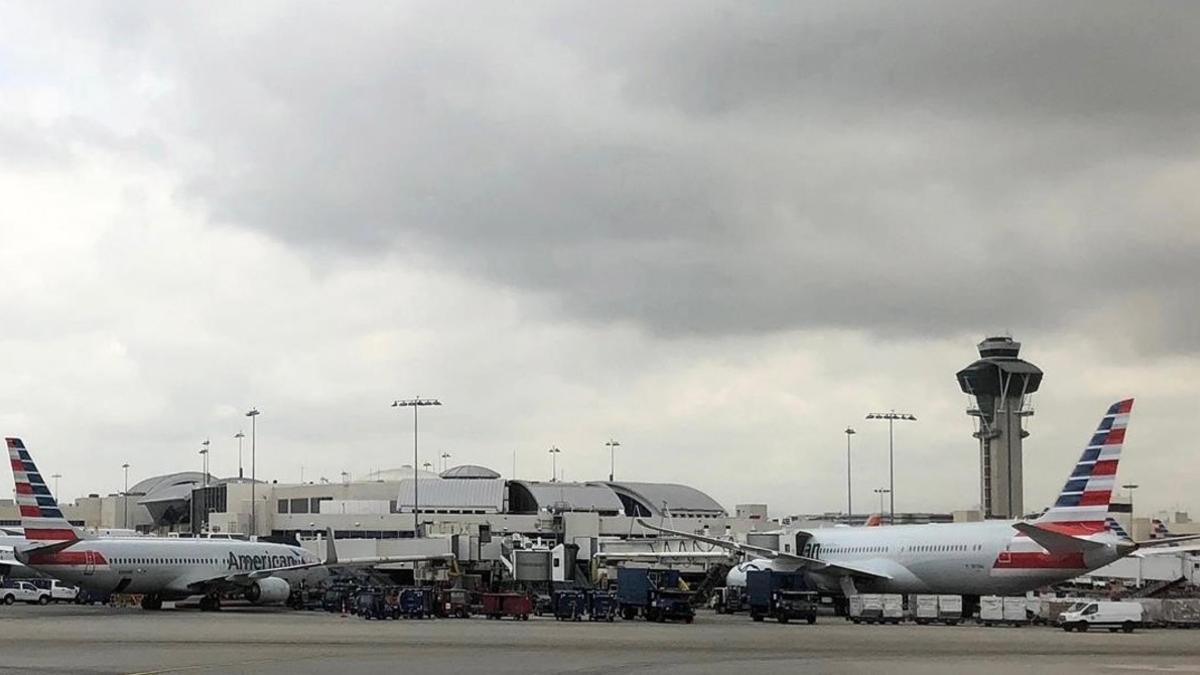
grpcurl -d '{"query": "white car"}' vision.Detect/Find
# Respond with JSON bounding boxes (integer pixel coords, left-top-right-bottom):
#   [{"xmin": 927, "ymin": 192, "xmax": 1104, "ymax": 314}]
[
  {"xmin": 1060, "ymin": 601, "xmax": 1143, "ymax": 633},
  {"xmin": 1, "ymin": 580, "xmax": 51, "ymax": 605}
]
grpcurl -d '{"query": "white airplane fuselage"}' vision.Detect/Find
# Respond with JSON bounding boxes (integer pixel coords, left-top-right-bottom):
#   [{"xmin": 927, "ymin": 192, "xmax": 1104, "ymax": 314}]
[
  {"xmin": 21, "ymin": 538, "xmax": 322, "ymax": 599},
  {"xmin": 727, "ymin": 520, "xmax": 1125, "ymax": 595}
]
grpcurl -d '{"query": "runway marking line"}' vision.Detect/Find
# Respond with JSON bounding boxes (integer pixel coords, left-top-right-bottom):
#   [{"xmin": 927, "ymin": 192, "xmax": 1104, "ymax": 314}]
[{"xmin": 126, "ymin": 654, "xmax": 327, "ymax": 675}]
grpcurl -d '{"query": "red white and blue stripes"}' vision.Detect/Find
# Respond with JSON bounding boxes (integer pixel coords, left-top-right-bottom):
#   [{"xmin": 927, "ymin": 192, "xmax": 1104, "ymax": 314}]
[
  {"xmin": 1036, "ymin": 399, "xmax": 1133, "ymax": 531},
  {"xmin": 7, "ymin": 438, "xmax": 77, "ymax": 541}
]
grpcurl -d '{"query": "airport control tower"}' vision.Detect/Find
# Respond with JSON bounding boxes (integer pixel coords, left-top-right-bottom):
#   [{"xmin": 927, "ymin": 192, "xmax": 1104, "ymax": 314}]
[{"xmin": 956, "ymin": 336, "xmax": 1043, "ymax": 519}]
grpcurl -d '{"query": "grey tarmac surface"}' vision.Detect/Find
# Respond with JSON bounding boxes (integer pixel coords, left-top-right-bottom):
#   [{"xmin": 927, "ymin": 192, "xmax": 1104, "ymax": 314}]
[{"xmin": 1, "ymin": 605, "xmax": 1198, "ymax": 674}]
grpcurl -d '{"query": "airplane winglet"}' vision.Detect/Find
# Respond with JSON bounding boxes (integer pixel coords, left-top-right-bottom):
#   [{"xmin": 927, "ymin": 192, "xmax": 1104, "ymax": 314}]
[
  {"xmin": 1013, "ymin": 522, "xmax": 1106, "ymax": 554},
  {"xmin": 324, "ymin": 527, "xmax": 338, "ymax": 565}
]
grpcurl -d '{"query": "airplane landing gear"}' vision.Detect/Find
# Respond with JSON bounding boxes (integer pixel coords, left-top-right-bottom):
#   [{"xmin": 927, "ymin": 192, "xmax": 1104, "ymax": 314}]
[
  {"xmin": 199, "ymin": 594, "xmax": 222, "ymax": 612},
  {"xmin": 140, "ymin": 594, "xmax": 164, "ymax": 611}
]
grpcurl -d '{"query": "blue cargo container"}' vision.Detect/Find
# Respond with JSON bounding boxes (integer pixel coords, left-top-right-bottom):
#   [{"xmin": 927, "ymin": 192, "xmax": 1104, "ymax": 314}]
[
  {"xmin": 588, "ymin": 590, "xmax": 617, "ymax": 622},
  {"xmin": 553, "ymin": 589, "xmax": 587, "ymax": 621}
]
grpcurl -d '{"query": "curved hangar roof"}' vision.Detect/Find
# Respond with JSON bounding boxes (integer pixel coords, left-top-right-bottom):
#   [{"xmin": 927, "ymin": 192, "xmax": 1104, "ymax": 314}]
[
  {"xmin": 606, "ymin": 482, "xmax": 727, "ymax": 518},
  {"xmin": 508, "ymin": 481, "xmax": 625, "ymax": 515}
]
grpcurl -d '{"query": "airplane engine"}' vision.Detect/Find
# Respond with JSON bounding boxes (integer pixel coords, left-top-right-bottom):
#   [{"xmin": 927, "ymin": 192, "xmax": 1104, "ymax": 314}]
[{"xmin": 244, "ymin": 577, "xmax": 291, "ymax": 605}]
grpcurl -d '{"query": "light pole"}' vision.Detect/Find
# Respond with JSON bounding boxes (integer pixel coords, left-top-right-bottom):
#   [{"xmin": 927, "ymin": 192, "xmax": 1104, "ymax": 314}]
[
  {"xmin": 606, "ymin": 439, "xmax": 620, "ymax": 482},
  {"xmin": 246, "ymin": 408, "xmax": 260, "ymax": 537},
  {"xmin": 548, "ymin": 446, "xmax": 561, "ymax": 482},
  {"xmin": 200, "ymin": 438, "xmax": 210, "ymax": 486},
  {"xmin": 423, "ymin": 462, "xmax": 433, "ymax": 472},
  {"xmin": 234, "ymin": 431, "xmax": 245, "ymax": 479},
  {"xmin": 844, "ymin": 427, "xmax": 856, "ymax": 519},
  {"xmin": 392, "ymin": 397, "xmax": 442, "ymax": 538},
  {"xmin": 1123, "ymin": 483, "xmax": 1139, "ymax": 536},
  {"xmin": 51, "ymin": 473, "xmax": 62, "ymax": 497},
  {"xmin": 121, "ymin": 463, "xmax": 130, "ymax": 529},
  {"xmin": 874, "ymin": 488, "xmax": 891, "ymax": 517},
  {"xmin": 440, "ymin": 452, "xmax": 451, "ymax": 473},
  {"xmin": 866, "ymin": 410, "xmax": 916, "ymax": 524}
]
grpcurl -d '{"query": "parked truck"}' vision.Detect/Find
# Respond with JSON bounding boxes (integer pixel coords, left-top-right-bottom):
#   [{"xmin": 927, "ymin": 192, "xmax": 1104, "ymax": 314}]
[
  {"xmin": 1060, "ymin": 601, "xmax": 1143, "ymax": 633},
  {"xmin": 746, "ymin": 570, "xmax": 817, "ymax": 624},
  {"xmin": 616, "ymin": 567, "xmax": 694, "ymax": 623}
]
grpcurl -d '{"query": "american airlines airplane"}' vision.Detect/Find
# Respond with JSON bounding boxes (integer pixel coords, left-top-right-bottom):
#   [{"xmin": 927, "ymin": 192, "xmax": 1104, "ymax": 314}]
[
  {"xmin": 643, "ymin": 399, "xmax": 1198, "ymax": 597},
  {"xmin": 7, "ymin": 437, "xmax": 449, "ymax": 610}
]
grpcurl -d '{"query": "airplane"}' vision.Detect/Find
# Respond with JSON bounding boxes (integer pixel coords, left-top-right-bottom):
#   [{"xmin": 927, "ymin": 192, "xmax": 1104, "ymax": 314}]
[
  {"xmin": 7, "ymin": 437, "xmax": 451, "ymax": 610},
  {"xmin": 1105, "ymin": 516, "xmax": 1132, "ymax": 541},
  {"xmin": 642, "ymin": 399, "xmax": 1200, "ymax": 597}
]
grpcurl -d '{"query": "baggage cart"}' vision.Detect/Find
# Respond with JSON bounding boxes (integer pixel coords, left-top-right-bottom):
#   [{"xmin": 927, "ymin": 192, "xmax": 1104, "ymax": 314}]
[
  {"xmin": 588, "ymin": 590, "xmax": 617, "ymax": 622},
  {"xmin": 980, "ymin": 595, "xmax": 1026, "ymax": 626},
  {"xmin": 482, "ymin": 592, "xmax": 532, "ymax": 620},
  {"xmin": 398, "ymin": 587, "xmax": 433, "ymax": 619},
  {"xmin": 553, "ymin": 589, "xmax": 587, "ymax": 621},
  {"xmin": 849, "ymin": 593, "xmax": 884, "ymax": 624}
]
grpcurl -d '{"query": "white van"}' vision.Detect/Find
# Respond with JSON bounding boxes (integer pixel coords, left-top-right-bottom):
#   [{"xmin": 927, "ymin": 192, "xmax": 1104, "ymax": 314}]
[{"xmin": 1060, "ymin": 601, "xmax": 1143, "ymax": 633}]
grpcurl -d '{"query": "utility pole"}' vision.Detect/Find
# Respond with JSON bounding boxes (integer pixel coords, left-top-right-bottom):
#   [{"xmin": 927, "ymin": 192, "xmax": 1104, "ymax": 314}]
[
  {"xmin": 866, "ymin": 410, "xmax": 916, "ymax": 524},
  {"xmin": 392, "ymin": 397, "xmax": 441, "ymax": 538}
]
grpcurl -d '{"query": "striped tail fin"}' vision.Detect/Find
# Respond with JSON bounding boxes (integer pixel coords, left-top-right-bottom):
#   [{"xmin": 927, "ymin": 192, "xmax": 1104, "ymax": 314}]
[
  {"xmin": 6, "ymin": 438, "xmax": 79, "ymax": 542},
  {"xmin": 1105, "ymin": 516, "xmax": 1131, "ymax": 541},
  {"xmin": 1035, "ymin": 399, "xmax": 1133, "ymax": 534},
  {"xmin": 1150, "ymin": 519, "xmax": 1172, "ymax": 540}
]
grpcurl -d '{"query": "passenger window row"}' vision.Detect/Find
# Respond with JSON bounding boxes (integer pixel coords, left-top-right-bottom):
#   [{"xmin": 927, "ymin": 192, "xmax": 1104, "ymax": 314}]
[{"xmin": 114, "ymin": 558, "xmax": 218, "ymax": 565}]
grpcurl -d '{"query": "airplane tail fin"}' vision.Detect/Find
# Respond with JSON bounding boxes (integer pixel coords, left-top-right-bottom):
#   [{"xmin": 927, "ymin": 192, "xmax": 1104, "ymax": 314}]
[
  {"xmin": 1034, "ymin": 399, "xmax": 1133, "ymax": 534},
  {"xmin": 1105, "ymin": 516, "xmax": 1132, "ymax": 541},
  {"xmin": 1151, "ymin": 519, "xmax": 1172, "ymax": 540},
  {"xmin": 6, "ymin": 438, "xmax": 79, "ymax": 542}
]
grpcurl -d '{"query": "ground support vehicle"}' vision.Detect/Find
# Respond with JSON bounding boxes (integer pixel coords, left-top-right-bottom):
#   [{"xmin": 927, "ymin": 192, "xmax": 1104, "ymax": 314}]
[
  {"xmin": 553, "ymin": 589, "xmax": 587, "ymax": 621},
  {"xmin": 980, "ymin": 596, "xmax": 1029, "ymax": 627},
  {"xmin": 74, "ymin": 588, "xmax": 112, "ymax": 606},
  {"xmin": 849, "ymin": 594, "xmax": 903, "ymax": 624},
  {"xmin": 646, "ymin": 589, "xmax": 695, "ymax": 623},
  {"xmin": 323, "ymin": 582, "xmax": 362, "ymax": 613},
  {"xmin": 912, "ymin": 594, "xmax": 962, "ymax": 626},
  {"xmin": 398, "ymin": 587, "xmax": 434, "ymax": 619},
  {"xmin": 30, "ymin": 579, "xmax": 78, "ymax": 603},
  {"xmin": 713, "ymin": 586, "xmax": 746, "ymax": 614},
  {"xmin": 356, "ymin": 587, "xmax": 400, "ymax": 620},
  {"xmin": 746, "ymin": 571, "xmax": 816, "ymax": 624},
  {"xmin": 437, "ymin": 588, "xmax": 474, "ymax": 618},
  {"xmin": 1, "ymin": 580, "xmax": 50, "ymax": 605},
  {"xmin": 287, "ymin": 585, "xmax": 326, "ymax": 611},
  {"xmin": 1060, "ymin": 601, "xmax": 1143, "ymax": 633},
  {"xmin": 588, "ymin": 590, "xmax": 617, "ymax": 622},
  {"xmin": 617, "ymin": 567, "xmax": 691, "ymax": 621},
  {"xmin": 482, "ymin": 592, "xmax": 532, "ymax": 620}
]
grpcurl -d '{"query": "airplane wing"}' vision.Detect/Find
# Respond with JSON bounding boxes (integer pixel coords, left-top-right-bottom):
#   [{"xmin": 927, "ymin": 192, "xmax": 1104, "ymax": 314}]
[
  {"xmin": 636, "ymin": 519, "xmax": 891, "ymax": 580},
  {"xmin": 1132, "ymin": 543, "xmax": 1200, "ymax": 557},
  {"xmin": 1133, "ymin": 534, "xmax": 1200, "ymax": 548},
  {"xmin": 593, "ymin": 551, "xmax": 734, "ymax": 560}
]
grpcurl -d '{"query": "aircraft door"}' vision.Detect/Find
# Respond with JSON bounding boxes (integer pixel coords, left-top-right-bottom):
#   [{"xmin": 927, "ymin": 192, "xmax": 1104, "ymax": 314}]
[{"xmin": 84, "ymin": 550, "xmax": 95, "ymax": 576}]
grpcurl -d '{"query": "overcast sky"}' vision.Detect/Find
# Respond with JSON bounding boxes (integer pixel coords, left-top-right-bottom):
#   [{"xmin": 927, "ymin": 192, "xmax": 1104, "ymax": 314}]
[{"xmin": 1, "ymin": 1, "xmax": 1197, "ymax": 519}]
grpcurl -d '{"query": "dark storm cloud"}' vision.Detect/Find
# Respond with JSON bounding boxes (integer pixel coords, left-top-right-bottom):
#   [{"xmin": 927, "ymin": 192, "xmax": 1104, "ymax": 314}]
[{"xmin": 87, "ymin": 2, "xmax": 1200, "ymax": 348}]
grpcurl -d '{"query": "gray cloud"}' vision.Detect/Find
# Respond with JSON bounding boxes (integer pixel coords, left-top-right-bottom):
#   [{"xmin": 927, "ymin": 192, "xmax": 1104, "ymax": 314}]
[{"xmin": 36, "ymin": 1, "xmax": 1193, "ymax": 350}]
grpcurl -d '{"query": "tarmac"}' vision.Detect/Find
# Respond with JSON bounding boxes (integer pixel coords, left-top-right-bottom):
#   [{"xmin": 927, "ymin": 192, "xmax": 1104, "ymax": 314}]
[{"xmin": 2, "ymin": 604, "xmax": 1199, "ymax": 674}]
